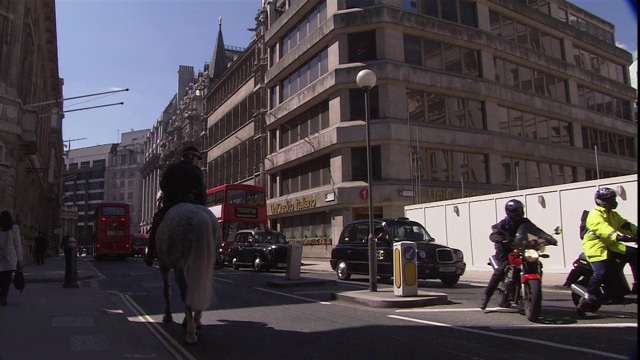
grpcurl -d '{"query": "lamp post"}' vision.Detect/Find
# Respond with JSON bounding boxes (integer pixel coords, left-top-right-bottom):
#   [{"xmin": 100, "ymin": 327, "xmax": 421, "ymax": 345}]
[
  {"xmin": 515, "ymin": 161, "xmax": 520, "ymax": 191},
  {"xmin": 357, "ymin": 69, "xmax": 377, "ymax": 292}
]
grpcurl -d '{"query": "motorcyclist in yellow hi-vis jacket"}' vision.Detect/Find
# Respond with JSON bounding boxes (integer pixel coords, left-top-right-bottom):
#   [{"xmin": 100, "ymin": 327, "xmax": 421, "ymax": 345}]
[{"xmin": 579, "ymin": 187, "xmax": 637, "ymax": 312}]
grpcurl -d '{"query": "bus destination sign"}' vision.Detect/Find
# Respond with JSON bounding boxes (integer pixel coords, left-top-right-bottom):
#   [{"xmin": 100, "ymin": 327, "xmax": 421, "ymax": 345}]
[{"xmin": 235, "ymin": 206, "xmax": 258, "ymax": 219}]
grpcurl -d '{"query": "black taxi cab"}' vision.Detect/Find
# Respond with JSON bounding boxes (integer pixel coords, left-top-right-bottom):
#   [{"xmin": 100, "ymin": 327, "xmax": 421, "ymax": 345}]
[
  {"xmin": 330, "ymin": 218, "xmax": 466, "ymax": 286},
  {"xmin": 229, "ymin": 228, "xmax": 289, "ymax": 272}
]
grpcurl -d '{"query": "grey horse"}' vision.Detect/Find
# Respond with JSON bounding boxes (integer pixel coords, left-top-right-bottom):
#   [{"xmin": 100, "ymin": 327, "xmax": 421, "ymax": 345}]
[{"xmin": 156, "ymin": 202, "xmax": 221, "ymax": 344}]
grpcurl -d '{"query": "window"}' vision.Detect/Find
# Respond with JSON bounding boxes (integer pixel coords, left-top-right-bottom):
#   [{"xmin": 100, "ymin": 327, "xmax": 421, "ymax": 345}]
[
  {"xmin": 350, "ymin": 88, "xmax": 380, "ymax": 121},
  {"xmin": 424, "ymin": 40, "xmax": 443, "ymax": 69},
  {"xmin": 348, "ymin": 31, "xmax": 377, "ymax": 62},
  {"xmin": 443, "ymin": 44, "xmax": 462, "ymax": 73},
  {"xmin": 404, "ymin": 34, "xmax": 422, "ymax": 66},
  {"xmin": 351, "ymin": 146, "xmax": 381, "ymax": 181},
  {"xmin": 347, "ymin": 0, "xmax": 375, "ymax": 8},
  {"xmin": 425, "ymin": 149, "xmax": 488, "ymax": 184},
  {"xmin": 441, "ymin": 0, "xmax": 458, "ymax": 23},
  {"xmin": 459, "ymin": 0, "xmax": 476, "ymax": 27},
  {"xmin": 0, "ymin": 15, "xmax": 5, "ymax": 64}
]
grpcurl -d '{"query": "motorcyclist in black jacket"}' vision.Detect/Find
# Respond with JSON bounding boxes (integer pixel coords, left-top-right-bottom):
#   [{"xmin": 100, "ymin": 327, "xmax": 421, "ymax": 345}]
[
  {"xmin": 479, "ymin": 199, "xmax": 557, "ymax": 310},
  {"xmin": 144, "ymin": 146, "xmax": 206, "ymax": 266}
]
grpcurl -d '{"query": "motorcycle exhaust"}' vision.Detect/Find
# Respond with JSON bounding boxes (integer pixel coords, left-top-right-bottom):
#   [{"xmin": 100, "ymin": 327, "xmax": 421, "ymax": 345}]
[
  {"xmin": 488, "ymin": 255, "xmax": 499, "ymax": 270},
  {"xmin": 571, "ymin": 283, "xmax": 588, "ymax": 297}
]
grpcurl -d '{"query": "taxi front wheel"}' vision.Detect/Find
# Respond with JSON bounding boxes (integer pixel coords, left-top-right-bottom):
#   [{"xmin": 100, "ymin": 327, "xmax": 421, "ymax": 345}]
[
  {"xmin": 440, "ymin": 275, "xmax": 460, "ymax": 287},
  {"xmin": 336, "ymin": 260, "xmax": 351, "ymax": 280}
]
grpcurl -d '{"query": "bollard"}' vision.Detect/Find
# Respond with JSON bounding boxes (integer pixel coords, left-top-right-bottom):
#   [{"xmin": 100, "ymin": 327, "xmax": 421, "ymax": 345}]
[
  {"xmin": 393, "ymin": 241, "xmax": 418, "ymax": 296},
  {"xmin": 285, "ymin": 243, "xmax": 303, "ymax": 280},
  {"xmin": 63, "ymin": 236, "xmax": 79, "ymax": 288}
]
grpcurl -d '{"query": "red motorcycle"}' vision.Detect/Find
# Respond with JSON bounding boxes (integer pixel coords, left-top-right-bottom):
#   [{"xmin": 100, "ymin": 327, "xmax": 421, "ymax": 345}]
[{"xmin": 488, "ymin": 223, "xmax": 560, "ymax": 322}]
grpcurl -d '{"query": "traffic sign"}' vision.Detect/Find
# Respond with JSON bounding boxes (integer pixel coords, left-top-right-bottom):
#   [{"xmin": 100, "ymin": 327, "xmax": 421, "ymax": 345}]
[{"xmin": 359, "ymin": 188, "xmax": 369, "ymax": 200}]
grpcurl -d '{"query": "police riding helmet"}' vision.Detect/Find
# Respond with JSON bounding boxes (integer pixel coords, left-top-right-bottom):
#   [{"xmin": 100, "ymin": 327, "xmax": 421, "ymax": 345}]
[
  {"xmin": 505, "ymin": 199, "xmax": 525, "ymax": 221},
  {"xmin": 595, "ymin": 187, "xmax": 618, "ymax": 209},
  {"xmin": 182, "ymin": 146, "xmax": 202, "ymax": 160}
]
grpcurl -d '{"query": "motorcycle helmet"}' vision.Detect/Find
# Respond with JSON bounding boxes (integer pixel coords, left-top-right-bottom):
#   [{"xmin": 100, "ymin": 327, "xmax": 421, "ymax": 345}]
[
  {"xmin": 595, "ymin": 187, "xmax": 618, "ymax": 209},
  {"xmin": 505, "ymin": 199, "xmax": 525, "ymax": 221},
  {"xmin": 182, "ymin": 146, "xmax": 202, "ymax": 160}
]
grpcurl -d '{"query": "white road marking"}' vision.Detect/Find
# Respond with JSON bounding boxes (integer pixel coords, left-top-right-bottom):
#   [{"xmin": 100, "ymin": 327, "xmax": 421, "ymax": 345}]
[
  {"xmin": 397, "ymin": 307, "xmax": 513, "ymax": 313},
  {"xmin": 256, "ymin": 287, "xmax": 332, "ymax": 304},
  {"xmin": 490, "ymin": 323, "xmax": 637, "ymax": 329},
  {"xmin": 388, "ymin": 315, "xmax": 629, "ymax": 359},
  {"xmin": 119, "ymin": 293, "xmax": 195, "ymax": 360}
]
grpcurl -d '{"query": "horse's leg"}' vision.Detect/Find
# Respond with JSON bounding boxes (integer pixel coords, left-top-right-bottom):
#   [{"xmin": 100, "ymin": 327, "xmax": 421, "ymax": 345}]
[
  {"xmin": 184, "ymin": 305, "xmax": 197, "ymax": 345},
  {"xmin": 194, "ymin": 310, "xmax": 203, "ymax": 329},
  {"xmin": 160, "ymin": 266, "xmax": 173, "ymax": 323},
  {"xmin": 175, "ymin": 268, "xmax": 197, "ymax": 344}
]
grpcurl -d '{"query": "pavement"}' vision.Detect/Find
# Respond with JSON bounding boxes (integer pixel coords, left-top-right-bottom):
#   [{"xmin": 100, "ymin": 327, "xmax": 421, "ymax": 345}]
[
  {"xmin": 0, "ymin": 255, "xmax": 615, "ymax": 359},
  {"xmin": 0, "ymin": 255, "xmax": 175, "ymax": 360}
]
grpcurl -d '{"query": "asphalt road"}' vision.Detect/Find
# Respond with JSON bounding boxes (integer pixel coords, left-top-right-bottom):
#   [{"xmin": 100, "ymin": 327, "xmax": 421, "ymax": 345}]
[{"xmin": 91, "ymin": 257, "xmax": 637, "ymax": 360}]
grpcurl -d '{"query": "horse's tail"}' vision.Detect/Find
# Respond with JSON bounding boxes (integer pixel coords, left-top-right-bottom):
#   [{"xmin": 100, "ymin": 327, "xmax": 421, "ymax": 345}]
[{"xmin": 185, "ymin": 209, "xmax": 216, "ymax": 311}]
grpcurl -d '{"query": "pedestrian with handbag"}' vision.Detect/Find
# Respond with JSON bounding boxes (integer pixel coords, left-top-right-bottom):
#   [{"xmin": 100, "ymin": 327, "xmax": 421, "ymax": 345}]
[{"xmin": 0, "ymin": 210, "xmax": 23, "ymax": 306}]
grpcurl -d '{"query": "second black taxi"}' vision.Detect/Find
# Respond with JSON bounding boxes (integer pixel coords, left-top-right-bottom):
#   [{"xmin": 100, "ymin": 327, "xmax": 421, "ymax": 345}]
[
  {"xmin": 330, "ymin": 217, "xmax": 466, "ymax": 286},
  {"xmin": 229, "ymin": 228, "xmax": 289, "ymax": 272}
]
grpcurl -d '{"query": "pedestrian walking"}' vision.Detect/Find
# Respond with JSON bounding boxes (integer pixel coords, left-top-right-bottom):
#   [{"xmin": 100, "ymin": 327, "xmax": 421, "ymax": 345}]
[
  {"xmin": 34, "ymin": 231, "xmax": 47, "ymax": 265},
  {"xmin": 0, "ymin": 210, "xmax": 23, "ymax": 306}
]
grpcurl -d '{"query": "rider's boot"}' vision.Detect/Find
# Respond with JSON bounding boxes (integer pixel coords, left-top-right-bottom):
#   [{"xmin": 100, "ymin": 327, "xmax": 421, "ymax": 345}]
[
  {"xmin": 144, "ymin": 233, "xmax": 155, "ymax": 267},
  {"xmin": 480, "ymin": 272, "xmax": 501, "ymax": 310},
  {"xmin": 479, "ymin": 295, "xmax": 490, "ymax": 310},
  {"xmin": 577, "ymin": 294, "xmax": 594, "ymax": 317},
  {"xmin": 480, "ymin": 286, "xmax": 496, "ymax": 310}
]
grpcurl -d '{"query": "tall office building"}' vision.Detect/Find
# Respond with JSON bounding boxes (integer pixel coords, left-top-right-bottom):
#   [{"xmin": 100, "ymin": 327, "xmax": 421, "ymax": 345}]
[
  {"xmin": 200, "ymin": 0, "xmax": 636, "ymax": 257},
  {"xmin": 136, "ymin": 1, "xmax": 636, "ymax": 259},
  {"xmin": 64, "ymin": 130, "xmax": 147, "ymax": 246}
]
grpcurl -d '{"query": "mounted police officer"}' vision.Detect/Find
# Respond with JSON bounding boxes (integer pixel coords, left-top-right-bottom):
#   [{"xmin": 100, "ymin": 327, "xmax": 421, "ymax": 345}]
[
  {"xmin": 145, "ymin": 146, "xmax": 206, "ymax": 266},
  {"xmin": 479, "ymin": 199, "xmax": 557, "ymax": 310}
]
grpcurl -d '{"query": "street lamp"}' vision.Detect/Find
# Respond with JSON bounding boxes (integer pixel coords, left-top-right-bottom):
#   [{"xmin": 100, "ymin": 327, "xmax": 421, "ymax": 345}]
[{"xmin": 357, "ymin": 69, "xmax": 377, "ymax": 292}]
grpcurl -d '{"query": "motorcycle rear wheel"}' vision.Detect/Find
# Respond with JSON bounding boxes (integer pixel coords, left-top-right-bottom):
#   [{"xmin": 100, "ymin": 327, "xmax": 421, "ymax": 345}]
[
  {"xmin": 571, "ymin": 278, "xmax": 589, "ymax": 306},
  {"xmin": 524, "ymin": 279, "xmax": 542, "ymax": 322}
]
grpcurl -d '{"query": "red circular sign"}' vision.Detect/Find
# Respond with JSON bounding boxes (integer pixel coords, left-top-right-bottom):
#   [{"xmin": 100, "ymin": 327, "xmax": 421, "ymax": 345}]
[{"xmin": 359, "ymin": 188, "xmax": 369, "ymax": 200}]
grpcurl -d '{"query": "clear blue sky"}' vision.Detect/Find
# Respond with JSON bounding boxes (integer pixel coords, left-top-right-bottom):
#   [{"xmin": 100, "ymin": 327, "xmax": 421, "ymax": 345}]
[{"xmin": 56, "ymin": 0, "xmax": 638, "ymax": 149}]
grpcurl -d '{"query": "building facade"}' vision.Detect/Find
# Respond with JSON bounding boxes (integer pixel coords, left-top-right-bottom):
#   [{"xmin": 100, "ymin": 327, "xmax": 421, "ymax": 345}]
[
  {"xmin": 140, "ymin": 21, "xmax": 245, "ymax": 234},
  {"xmin": 108, "ymin": 130, "xmax": 148, "ymax": 234},
  {"xmin": 64, "ymin": 130, "xmax": 147, "ymax": 247},
  {"xmin": 198, "ymin": 0, "xmax": 636, "ymax": 258},
  {"xmin": 135, "ymin": 0, "xmax": 636, "ymax": 259},
  {"xmin": 0, "ymin": 0, "xmax": 66, "ymax": 256}
]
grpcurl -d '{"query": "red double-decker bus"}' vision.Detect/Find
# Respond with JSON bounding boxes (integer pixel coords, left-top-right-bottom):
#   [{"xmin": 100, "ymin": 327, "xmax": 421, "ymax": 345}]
[
  {"xmin": 93, "ymin": 202, "xmax": 131, "ymax": 260},
  {"xmin": 206, "ymin": 184, "xmax": 268, "ymax": 262}
]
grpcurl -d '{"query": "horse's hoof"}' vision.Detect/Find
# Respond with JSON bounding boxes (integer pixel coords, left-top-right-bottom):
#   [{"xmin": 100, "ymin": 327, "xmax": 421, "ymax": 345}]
[
  {"xmin": 163, "ymin": 314, "xmax": 173, "ymax": 323},
  {"xmin": 185, "ymin": 334, "xmax": 198, "ymax": 345}
]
